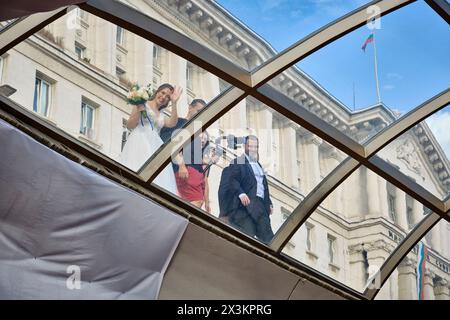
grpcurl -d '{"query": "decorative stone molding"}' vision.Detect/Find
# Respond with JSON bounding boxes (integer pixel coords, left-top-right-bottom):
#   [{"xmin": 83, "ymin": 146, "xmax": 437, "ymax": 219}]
[
  {"xmin": 396, "ymin": 139, "xmax": 425, "ymax": 180},
  {"xmin": 413, "ymin": 123, "xmax": 450, "ymax": 192},
  {"xmin": 302, "ymin": 132, "xmax": 322, "ymax": 146}
]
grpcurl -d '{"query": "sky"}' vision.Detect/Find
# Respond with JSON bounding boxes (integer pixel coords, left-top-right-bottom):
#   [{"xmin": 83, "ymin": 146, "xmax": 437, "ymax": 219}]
[{"xmin": 216, "ymin": 0, "xmax": 450, "ymax": 159}]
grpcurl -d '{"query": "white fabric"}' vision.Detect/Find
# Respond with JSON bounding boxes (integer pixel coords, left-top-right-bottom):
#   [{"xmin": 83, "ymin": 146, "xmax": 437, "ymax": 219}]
[
  {"xmin": 0, "ymin": 119, "xmax": 188, "ymax": 299},
  {"xmin": 118, "ymin": 104, "xmax": 177, "ymax": 194},
  {"xmin": 245, "ymin": 154, "xmax": 265, "ymax": 199}
]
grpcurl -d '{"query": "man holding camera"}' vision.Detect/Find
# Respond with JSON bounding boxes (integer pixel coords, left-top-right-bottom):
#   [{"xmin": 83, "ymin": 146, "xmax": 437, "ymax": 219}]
[{"xmin": 223, "ymin": 135, "xmax": 274, "ymax": 244}]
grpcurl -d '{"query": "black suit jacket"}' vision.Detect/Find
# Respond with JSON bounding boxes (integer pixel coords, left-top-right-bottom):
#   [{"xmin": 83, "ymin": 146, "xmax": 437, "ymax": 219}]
[{"xmin": 225, "ymin": 155, "xmax": 272, "ymax": 218}]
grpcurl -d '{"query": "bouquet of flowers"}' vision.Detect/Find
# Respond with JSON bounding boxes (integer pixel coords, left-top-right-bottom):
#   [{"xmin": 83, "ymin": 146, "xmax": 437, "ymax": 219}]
[
  {"xmin": 126, "ymin": 83, "xmax": 156, "ymax": 129},
  {"xmin": 126, "ymin": 84, "xmax": 150, "ymax": 105}
]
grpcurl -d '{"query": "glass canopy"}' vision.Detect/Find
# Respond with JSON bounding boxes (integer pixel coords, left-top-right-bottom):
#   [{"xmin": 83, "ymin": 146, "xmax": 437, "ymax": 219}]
[
  {"xmin": 0, "ymin": 0, "xmax": 448, "ymax": 300},
  {"xmin": 271, "ymin": 0, "xmax": 450, "ymax": 144}
]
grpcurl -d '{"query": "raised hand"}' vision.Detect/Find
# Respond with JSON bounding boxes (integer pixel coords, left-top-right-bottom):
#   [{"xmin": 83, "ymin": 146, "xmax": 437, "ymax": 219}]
[{"xmin": 170, "ymin": 85, "xmax": 183, "ymax": 104}]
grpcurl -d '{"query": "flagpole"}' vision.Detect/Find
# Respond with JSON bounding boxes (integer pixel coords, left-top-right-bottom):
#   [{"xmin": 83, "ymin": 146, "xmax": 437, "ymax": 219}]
[{"xmin": 372, "ymin": 30, "xmax": 382, "ymax": 104}]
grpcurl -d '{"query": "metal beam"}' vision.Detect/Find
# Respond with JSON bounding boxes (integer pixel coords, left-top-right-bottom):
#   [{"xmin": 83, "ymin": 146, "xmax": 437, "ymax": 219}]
[
  {"xmin": 0, "ymin": 8, "xmax": 67, "ymax": 56},
  {"xmin": 251, "ymin": 0, "xmax": 415, "ymax": 86},
  {"xmin": 364, "ymin": 213, "xmax": 441, "ymax": 300},
  {"xmin": 425, "ymin": 0, "xmax": 450, "ymax": 24}
]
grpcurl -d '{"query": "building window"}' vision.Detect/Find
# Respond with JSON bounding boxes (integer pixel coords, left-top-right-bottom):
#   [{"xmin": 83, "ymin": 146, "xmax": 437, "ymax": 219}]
[
  {"xmin": 153, "ymin": 45, "xmax": 161, "ymax": 68},
  {"xmin": 406, "ymin": 205, "xmax": 414, "ymax": 229},
  {"xmin": 116, "ymin": 67, "xmax": 126, "ymax": 77},
  {"xmin": 327, "ymin": 234, "xmax": 336, "ymax": 264},
  {"xmin": 186, "ymin": 63, "xmax": 194, "ymax": 90},
  {"xmin": 306, "ymin": 223, "xmax": 314, "ymax": 252},
  {"xmin": 121, "ymin": 118, "xmax": 130, "ymax": 151},
  {"xmin": 116, "ymin": 26, "xmax": 124, "ymax": 45},
  {"xmin": 80, "ymin": 100, "xmax": 96, "ymax": 139},
  {"xmin": 387, "ymin": 193, "xmax": 397, "ymax": 223},
  {"xmin": 75, "ymin": 42, "xmax": 86, "ymax": 60},
  {"xmin": 33, "ymin": 76, "xmax": 51, "ymax": 117}
]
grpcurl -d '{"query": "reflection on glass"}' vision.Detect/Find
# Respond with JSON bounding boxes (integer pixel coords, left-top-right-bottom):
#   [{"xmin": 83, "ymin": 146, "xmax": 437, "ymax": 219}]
[
  {"xmin": 269, "ymin": 1, "xmax": 449, "ymax": 143},
  {"xmin": 2, "ymin": 8, "xmax": 229, "ymax": 172},
  {"xmin": 283, "ymin": 165, "xmax": 433, "ymax": 293},
  {"xmin": 378, "ymin": 220, "xmax": 450, "ymax": 300},
  {"xmin": 155, "ymin": 98, "xmax": 343, "ymax": 244},
  {"xmin": 377, "ymin": 105, "xmax": 450, "ymax": 200}
]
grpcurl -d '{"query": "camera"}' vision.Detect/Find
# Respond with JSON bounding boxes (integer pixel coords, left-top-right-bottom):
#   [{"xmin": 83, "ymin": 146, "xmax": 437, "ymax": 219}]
[{"xmin": 214, "ymin": 134, "xmax": 245, "ymax": 150}]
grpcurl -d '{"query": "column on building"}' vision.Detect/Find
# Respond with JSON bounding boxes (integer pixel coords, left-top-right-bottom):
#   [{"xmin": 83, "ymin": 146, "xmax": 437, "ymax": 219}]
[
  {"xmin": 255, "ymin": 106, "xmax": 273, "ymax": 174},
  {"xmin": 411, "ymin": 199, "xmax": 424, "ymax": 227},
  {"xmin": 368, "ymin": 249, "xmax": 389, "ymax": 299},
  {"xmin": 348, "ymin": 245, "xmax": 369, "ymax": 292},
  {"xmin": 196, "ymin": 71, "xmax": 221, "ymax": 134},
  {"xmin": 280, "ymin": 122, "xmax": 299, "ymax": 189},
  {"xmin": 389, "ymin": 269, "xmax": 399, "ymax": 300},
  {"xmin": 322, "ymin": 146, "xmax": 344, "ymax": 214},
  {"xmin": 423, "ymin": 270, "xmax": 436, "ymax": 300},
  {"xmin": 132, "ymin": 39, "xmax": 153, "ymax": 88},
  {"xmin": 366, "ymin": 169, "xmax": 381, "ymax": 217},
  {"xmin": 301, "ymin": 132, "xmax": 322, "ymax": 194},
  {"xmin": 378, "ymin": 177, "xmax": 391, "ymax": 220},
  {"xmin": 92, "ymin": 18, "xmax": 116, "ymax": 76},
  {"xmin": 341, "ymin": 167, "xmax": 363, "ymax": 219},
  {"xmin": 219, "ymin": 99, "xmax": 247, "ymax": 136},
  {"xmin": 166, "ymin": 52, "xmax": 188, "ymax": 117},
  {"xmin": 394, "ymin": 188, "xmax": 409, "ymax": 231},
  {"xmin": 431, "ymin": 220, "xmax": 442, "ymax": 255},
  {"xmin": 397, "ymin": 257, "xmax": 418, "ymax": 300},
  {"xmin": 439, "ymin": 222, "xmax": 448, "ymax": 259},
  {"xmin": 434, "ymin": 278, "xmax": 450, "ymax": 300}
]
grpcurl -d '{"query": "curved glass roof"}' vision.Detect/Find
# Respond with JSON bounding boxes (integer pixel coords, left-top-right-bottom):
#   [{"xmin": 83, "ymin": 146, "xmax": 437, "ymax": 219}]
[{"xmin": 0, "ymin": 0, "xmax": 448, "ymax": 300}]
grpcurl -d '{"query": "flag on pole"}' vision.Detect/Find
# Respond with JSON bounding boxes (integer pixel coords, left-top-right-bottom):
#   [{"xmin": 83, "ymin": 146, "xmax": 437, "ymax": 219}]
[
  {"xmin": 361, "ymin": 33, "xmax": 374, "ymax": 52},
  {"xmin": 416, "ymin": 241, "xmax": 428, "ymax": 300}
]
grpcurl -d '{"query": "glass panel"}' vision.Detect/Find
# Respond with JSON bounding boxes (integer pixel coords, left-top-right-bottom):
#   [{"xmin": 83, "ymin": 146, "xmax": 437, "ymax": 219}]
[
  {"xmin": 33, "ymin": 78, "xmax": 40, "ymax": 112},
  {"xmin": 282, "ymin": 165, "xmax": 433, "ymax": 293},
  {"xmin": 216, "ymin": 0, "xmax": 369, "ymax": 54},
  {"xmin": 377, "ymin": 105, "xmax": 450, "ymax": 200},
  {"xmin": 377, "ymin": 220, "xmax": 450, "ymax": 300},
  {"xmin": 40, "ymin": 81, "xmax": 50, "ymax": 116},
  {"xmin": 154, "ymin": 98, "xmax": 344, "ymax": 245},
  {"xmin": 2, "ymin": 9, "xmax": 230, "ymax": 172},
  {"xmin": 270, "ymin": 1, "xmax": 450, "ymax": 143}
]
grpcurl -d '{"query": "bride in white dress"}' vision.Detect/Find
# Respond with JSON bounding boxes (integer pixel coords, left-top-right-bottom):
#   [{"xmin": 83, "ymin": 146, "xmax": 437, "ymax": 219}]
[{"xmin": 118, "ymin": 83, "xmax": 182, "ymax": 195}]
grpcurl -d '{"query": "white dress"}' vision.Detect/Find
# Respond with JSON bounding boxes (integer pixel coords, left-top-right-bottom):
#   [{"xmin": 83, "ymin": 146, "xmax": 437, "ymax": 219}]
[{"xmin": 118, "ymin": 104, "xmax": 178, "ymax": 195}]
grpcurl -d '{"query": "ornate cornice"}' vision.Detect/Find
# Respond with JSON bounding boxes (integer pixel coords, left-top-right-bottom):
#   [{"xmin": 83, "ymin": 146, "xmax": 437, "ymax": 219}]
[{"xmin": 413, "ymin": 123, "xmax": 450, "ymax": 194}]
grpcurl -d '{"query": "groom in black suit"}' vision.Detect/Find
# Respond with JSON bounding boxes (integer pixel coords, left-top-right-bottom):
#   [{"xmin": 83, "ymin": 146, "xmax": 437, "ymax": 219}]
[{"xmin": 224, "ymin": 135, "xmax": 274, "ymax": 243}]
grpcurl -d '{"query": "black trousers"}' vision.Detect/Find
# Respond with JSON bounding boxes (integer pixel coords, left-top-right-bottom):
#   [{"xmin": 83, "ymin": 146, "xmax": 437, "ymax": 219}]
[{"xmin": 229, "ymin": 197, "xmax": 274, "ymax": 244}]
